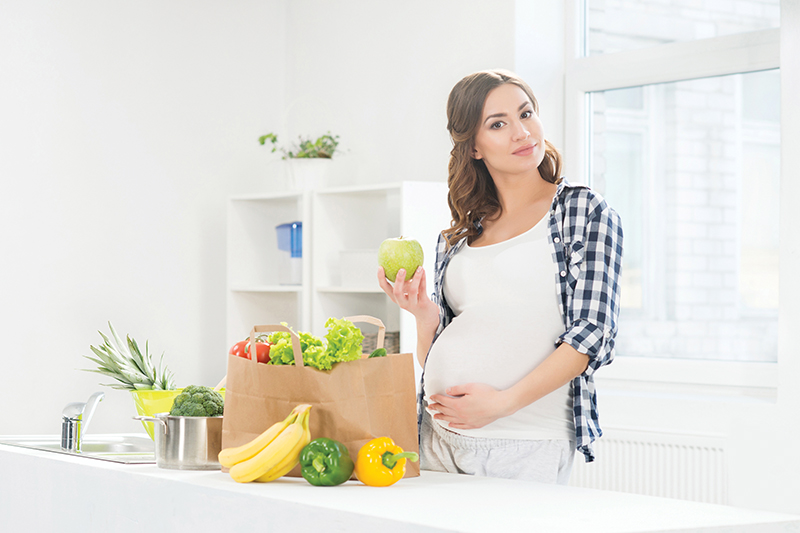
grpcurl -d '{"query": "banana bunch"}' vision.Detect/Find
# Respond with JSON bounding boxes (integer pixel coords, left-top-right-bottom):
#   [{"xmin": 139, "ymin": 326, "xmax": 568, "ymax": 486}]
[{"xmin": 219, "ymin": 404, "xmax": 312, "ymax": 483}]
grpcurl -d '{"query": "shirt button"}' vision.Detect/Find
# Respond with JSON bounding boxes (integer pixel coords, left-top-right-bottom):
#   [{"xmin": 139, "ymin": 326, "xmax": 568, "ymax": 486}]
[
  {"xmin": 560, "ymin": 270, "xmax": 566, "ymax": 277},
  {"xmin": 554, "ymin": 237, "xmax": 561, "ymax": 243}
]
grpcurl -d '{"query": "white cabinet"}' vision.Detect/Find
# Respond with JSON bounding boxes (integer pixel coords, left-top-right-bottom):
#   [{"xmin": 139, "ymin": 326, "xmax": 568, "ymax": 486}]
[{"xmin": 226, "ymin": 181, "xmax": 450, "ymax": 376}]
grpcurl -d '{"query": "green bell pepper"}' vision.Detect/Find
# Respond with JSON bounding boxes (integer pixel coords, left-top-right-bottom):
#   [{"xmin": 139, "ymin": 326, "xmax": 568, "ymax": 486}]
[{"xmin": 299, "ymin": 438, "xmax": 355, "ymax": 486}]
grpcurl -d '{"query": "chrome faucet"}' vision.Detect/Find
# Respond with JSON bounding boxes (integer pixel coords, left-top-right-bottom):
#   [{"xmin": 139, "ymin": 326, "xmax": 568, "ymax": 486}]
[{"xmin": 61, "ymin": 391, "xmax": 104, "ymax": 453}]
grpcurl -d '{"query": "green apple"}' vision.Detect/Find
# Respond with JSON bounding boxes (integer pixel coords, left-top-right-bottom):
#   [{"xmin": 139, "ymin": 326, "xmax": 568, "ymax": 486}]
[{"xmin": 378, "ymin": 236, "xmax": 424, "ymax": 282}]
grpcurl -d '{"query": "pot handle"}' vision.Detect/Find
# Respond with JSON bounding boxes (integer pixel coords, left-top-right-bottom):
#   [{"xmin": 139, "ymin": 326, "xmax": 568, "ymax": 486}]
[{"xmin": 133, "ymin": 415, "xmax": 168, "ymax": 435}]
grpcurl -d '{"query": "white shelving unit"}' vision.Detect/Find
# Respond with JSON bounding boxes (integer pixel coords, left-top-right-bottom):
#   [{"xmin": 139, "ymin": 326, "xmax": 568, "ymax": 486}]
[
  {"xmin": 226, "ymin": 181, "xmax": 451, "ymax": 381},
  {"xmin": 311, "ymin": 181, "xmax": 450, "ymax": 363},
  {"xmin": 226, "ymin": 192, "xmax": 312, "ymax": 344}
]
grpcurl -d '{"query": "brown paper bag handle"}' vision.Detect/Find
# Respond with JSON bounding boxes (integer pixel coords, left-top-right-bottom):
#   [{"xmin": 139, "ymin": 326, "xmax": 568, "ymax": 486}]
[
  {"xmin": 215, "ymin": 325, "xmax": 305, "ymax": 389},
  {"xmin": 250, "ymin": 324, "xmax": 305, "ymax": 367},
  {"xmin": 344, "ymin": 315, "xmax": 386, "ymax": 351}
]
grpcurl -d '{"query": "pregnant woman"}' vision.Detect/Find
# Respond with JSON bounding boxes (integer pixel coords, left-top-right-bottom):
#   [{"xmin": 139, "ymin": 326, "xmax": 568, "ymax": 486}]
[{"xmin": 378, "ymin": 69, "xmax": 623, "ymax": 484}]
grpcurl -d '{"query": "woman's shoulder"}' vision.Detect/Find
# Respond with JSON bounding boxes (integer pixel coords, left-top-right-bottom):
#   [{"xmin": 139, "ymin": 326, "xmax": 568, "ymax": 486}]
[
  {"xmin": 557, "ymin": 179, "xmax": 614, "ymax": 216},
  {"xmin": 557, "ymin": 178, "xmax": 600, "ymax": 203}
]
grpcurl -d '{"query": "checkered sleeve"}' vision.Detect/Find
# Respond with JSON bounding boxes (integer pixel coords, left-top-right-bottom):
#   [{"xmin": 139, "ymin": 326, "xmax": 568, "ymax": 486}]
[
  {"xmin": 558, "ymin": 192, "xmax": 624, "ymax": 375},
  {"xmin": 554, "ymin": 188, "xmax": 623, "ymax": 462}
]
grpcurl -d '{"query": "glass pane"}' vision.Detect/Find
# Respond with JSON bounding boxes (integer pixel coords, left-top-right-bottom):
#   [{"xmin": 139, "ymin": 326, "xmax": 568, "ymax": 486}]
[
  {"xmin": 603, "ymin": 131, "xmax": 644, "ymax": 309},
  {"xmin": 585, "ymin": 0, "xmax": 780, "ymax": 56},
  {"xmin": 591, "ymin": 69, "xmax": 780, "ymax": 362}
]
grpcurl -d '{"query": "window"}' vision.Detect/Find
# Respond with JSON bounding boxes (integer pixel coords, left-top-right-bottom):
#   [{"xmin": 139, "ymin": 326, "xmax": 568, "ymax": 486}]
[
  {"xmin": 585, "ymin": 0, "xmax": 780, "ymax": 55},
  {"xmin": 564, "ymin": 1, "xmax": 781, "ymax": 368},
  {"xmin": 594, "ymin": 70, "xmax": 780, "ymax": 363},
  {"xmin": 561, "ymin": 0, "xmax": 800, "ymax": 509}
]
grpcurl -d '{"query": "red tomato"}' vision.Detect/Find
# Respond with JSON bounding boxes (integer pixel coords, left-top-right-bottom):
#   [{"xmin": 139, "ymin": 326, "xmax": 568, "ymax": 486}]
[
  {"xmin": 229, "ymin": 340, "xmax": 248, "ymax": 358},
  {"xmin": 251, "ymin": 342, "xmax": 271, "ymax": 364},
  {"xmin": 229, "ymin": 340, "xmax": 271, "ymax": 364}
]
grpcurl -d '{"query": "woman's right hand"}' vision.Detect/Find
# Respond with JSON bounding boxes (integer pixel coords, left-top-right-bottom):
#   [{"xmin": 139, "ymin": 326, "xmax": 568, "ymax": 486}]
[
  {"xmin": 378, "ymin": 266, "xmax": 440, "ymax": 367},
  {"xmin": 377, "ymin": 266, "xmax": 438, "ymax": 322}
]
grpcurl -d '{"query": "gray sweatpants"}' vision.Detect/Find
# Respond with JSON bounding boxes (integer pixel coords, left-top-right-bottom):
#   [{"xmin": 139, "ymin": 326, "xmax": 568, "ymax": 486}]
[{"xmin": 419, "ymin": 408, "xmax": 575, "ymax": 485}]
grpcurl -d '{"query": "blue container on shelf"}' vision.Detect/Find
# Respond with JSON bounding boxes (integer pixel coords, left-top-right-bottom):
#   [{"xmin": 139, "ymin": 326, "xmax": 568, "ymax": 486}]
[
  {"xmin": 276, "ymin": 222, "xmax": 302, "ymax": 257},
  {"xmin": 275, "ymin": 222, "xmax": 302, "ymax": 284}
]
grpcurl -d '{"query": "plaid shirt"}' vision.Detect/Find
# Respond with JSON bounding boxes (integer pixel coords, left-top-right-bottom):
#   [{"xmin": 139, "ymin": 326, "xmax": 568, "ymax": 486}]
[{"xmin": 421, "ymin": 179, "xmax": 623, "ymax": 463}]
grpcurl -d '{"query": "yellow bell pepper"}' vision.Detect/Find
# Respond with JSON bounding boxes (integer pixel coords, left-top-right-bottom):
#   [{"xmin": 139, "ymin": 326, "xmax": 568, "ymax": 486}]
[{"xmin": 354, "ymin": 437, "xmax": 419, "ymax": 487}]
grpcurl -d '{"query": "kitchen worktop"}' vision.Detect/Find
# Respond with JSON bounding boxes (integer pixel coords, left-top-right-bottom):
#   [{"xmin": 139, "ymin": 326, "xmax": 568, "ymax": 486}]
[{"xmin": 1, "ymin": 443, "xmax": 798, "ymax": 533}]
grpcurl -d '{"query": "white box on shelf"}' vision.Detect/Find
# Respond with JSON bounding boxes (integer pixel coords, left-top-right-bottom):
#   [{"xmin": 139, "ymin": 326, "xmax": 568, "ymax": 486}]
[
  {"xmin": 278, "ymin": 255, "xmax": 302, "ymax": 285},
  {"xmin": 340, "ymin": 249, "xmax": 379, "ymax": 289}
]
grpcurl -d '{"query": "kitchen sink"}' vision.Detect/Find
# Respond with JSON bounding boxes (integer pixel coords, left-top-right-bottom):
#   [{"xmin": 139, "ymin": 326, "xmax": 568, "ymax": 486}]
[{"xmin": 0, "ymin": 433, "xmax": 156, "ymax": 464}]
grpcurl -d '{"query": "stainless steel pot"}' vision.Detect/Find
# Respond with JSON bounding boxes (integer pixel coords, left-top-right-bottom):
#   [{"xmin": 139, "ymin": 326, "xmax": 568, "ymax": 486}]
[{"xmin": 133, "ymin": 413, "xmax": 222, "ymax": 470}]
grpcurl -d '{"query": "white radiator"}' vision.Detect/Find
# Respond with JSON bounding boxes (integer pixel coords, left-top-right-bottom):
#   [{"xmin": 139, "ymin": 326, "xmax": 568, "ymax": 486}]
[{"xmin": 569, "ymin": 427, "xmax": 727, "ymax": 504}]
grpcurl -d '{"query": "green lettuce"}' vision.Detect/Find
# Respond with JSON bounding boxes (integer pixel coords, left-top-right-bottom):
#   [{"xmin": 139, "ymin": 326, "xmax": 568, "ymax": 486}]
[
  {"xmin": 266, "ymin": 318, "xmax": 364, "ymax": 371},
  {"xmin": 323, "ymin": 317, "xmax": 364, "ymax": 366},
  {"xmin": 266, "ymin": 329, "xmax": 324, "ymax": 366}
]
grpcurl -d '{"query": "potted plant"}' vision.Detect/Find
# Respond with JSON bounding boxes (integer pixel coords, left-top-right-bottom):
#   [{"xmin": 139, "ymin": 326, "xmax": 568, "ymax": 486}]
[{"xmin": 259, "ymin": 132, "xmax": 340, "ymax": 190}]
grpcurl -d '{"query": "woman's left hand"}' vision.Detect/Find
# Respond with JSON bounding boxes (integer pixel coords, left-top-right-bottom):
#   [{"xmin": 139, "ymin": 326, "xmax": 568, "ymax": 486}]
[{"xmin": 428, "ymin": 384, "xmax": 514, "ymax": 430}]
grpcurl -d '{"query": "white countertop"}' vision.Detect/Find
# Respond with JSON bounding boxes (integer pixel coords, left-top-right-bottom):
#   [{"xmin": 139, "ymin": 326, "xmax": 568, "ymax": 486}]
[{"xmin": 2, "ymin": 442, "xmax": 798, "ymax": 533}]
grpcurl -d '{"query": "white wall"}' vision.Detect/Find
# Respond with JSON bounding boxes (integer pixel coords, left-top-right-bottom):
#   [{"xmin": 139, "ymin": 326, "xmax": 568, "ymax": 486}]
[
  {"xmin": 0, "ymin": 0, "xmax": 286, "ymax": 434},
  {"xmin": 514, "ymin": 0, "xmax": 566, "ymax": 158},
  {"xmin": 0, "ymin": 0, "xmax": 520, "ymax": 435},
  {"xmin": 282, "ymin": 0, "xmax": 516, "ymax": 186}
]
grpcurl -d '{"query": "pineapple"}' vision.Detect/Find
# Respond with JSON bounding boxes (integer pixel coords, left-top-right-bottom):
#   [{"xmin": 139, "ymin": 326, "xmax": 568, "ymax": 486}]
[{"xmin": 83, "ymin": 322, "xmax": 176, "ymax": 390}]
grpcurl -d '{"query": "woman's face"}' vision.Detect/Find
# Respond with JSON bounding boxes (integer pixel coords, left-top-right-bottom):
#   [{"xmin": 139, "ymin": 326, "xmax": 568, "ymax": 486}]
[{"xmin": 472, "ymin": 83, "xmax": 545, "ymax": 179}]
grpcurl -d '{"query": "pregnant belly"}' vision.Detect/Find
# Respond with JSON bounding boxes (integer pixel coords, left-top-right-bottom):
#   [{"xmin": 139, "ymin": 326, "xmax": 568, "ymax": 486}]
[
  {"xmin": 423, "ymin": 304, "xmax": 564, "ymax": 397},
  {"xmin": 423, "ymin": 306, "xmax": 573, "ymax": 440}
]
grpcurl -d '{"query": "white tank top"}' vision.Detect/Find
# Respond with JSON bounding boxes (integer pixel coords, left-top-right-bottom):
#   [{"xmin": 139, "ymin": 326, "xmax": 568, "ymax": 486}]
[{"xmin": 423, "ymin": 213, "xmax": 573, "ymax": 440}]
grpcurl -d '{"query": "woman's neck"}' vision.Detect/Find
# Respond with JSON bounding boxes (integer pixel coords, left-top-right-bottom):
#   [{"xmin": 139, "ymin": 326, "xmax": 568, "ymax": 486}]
[
  {"xmin": 470, "ymin": 172, "xmax": 557, "ymax": 246},
  {"xmin": 493, "ymin": 170, "xmax": 555, "ymax": 217}
]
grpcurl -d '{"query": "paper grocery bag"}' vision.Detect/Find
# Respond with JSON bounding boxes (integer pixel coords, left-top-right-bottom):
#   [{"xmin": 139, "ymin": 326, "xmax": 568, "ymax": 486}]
[{"xmin": 221, "ymin": 315, "xmax": 419, "ymax": 478}]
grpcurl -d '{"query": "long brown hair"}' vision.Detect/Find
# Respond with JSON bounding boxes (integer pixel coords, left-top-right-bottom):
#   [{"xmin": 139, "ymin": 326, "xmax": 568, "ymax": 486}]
[{"xmin": 442, "ymin": 69, "xmax": 562, "ymax": 246}]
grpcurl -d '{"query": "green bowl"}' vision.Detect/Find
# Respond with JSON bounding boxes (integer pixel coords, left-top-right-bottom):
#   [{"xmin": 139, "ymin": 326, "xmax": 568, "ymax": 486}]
[{"xmin": 131, "ymin": 389, "xmax": 184, "ymax": 440}]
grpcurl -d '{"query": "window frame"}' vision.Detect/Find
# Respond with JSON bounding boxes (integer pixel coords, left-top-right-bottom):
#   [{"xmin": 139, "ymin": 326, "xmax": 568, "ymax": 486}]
[{"xmin": 564, "ymin": 2, "xmax": 781, "ymax": 394}]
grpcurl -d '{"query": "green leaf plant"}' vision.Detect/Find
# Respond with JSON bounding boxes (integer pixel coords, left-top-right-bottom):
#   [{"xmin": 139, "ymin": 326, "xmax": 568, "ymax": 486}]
[{"xmin": 258, "ymin": 132, "xmax": 340, "ymax": 159}]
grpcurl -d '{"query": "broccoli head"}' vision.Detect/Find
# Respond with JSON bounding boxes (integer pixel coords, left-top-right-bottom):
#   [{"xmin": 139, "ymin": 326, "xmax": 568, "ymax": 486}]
[{"xmin": 169, "ymin": 385, "xmax": 224, "ymax": 417}]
